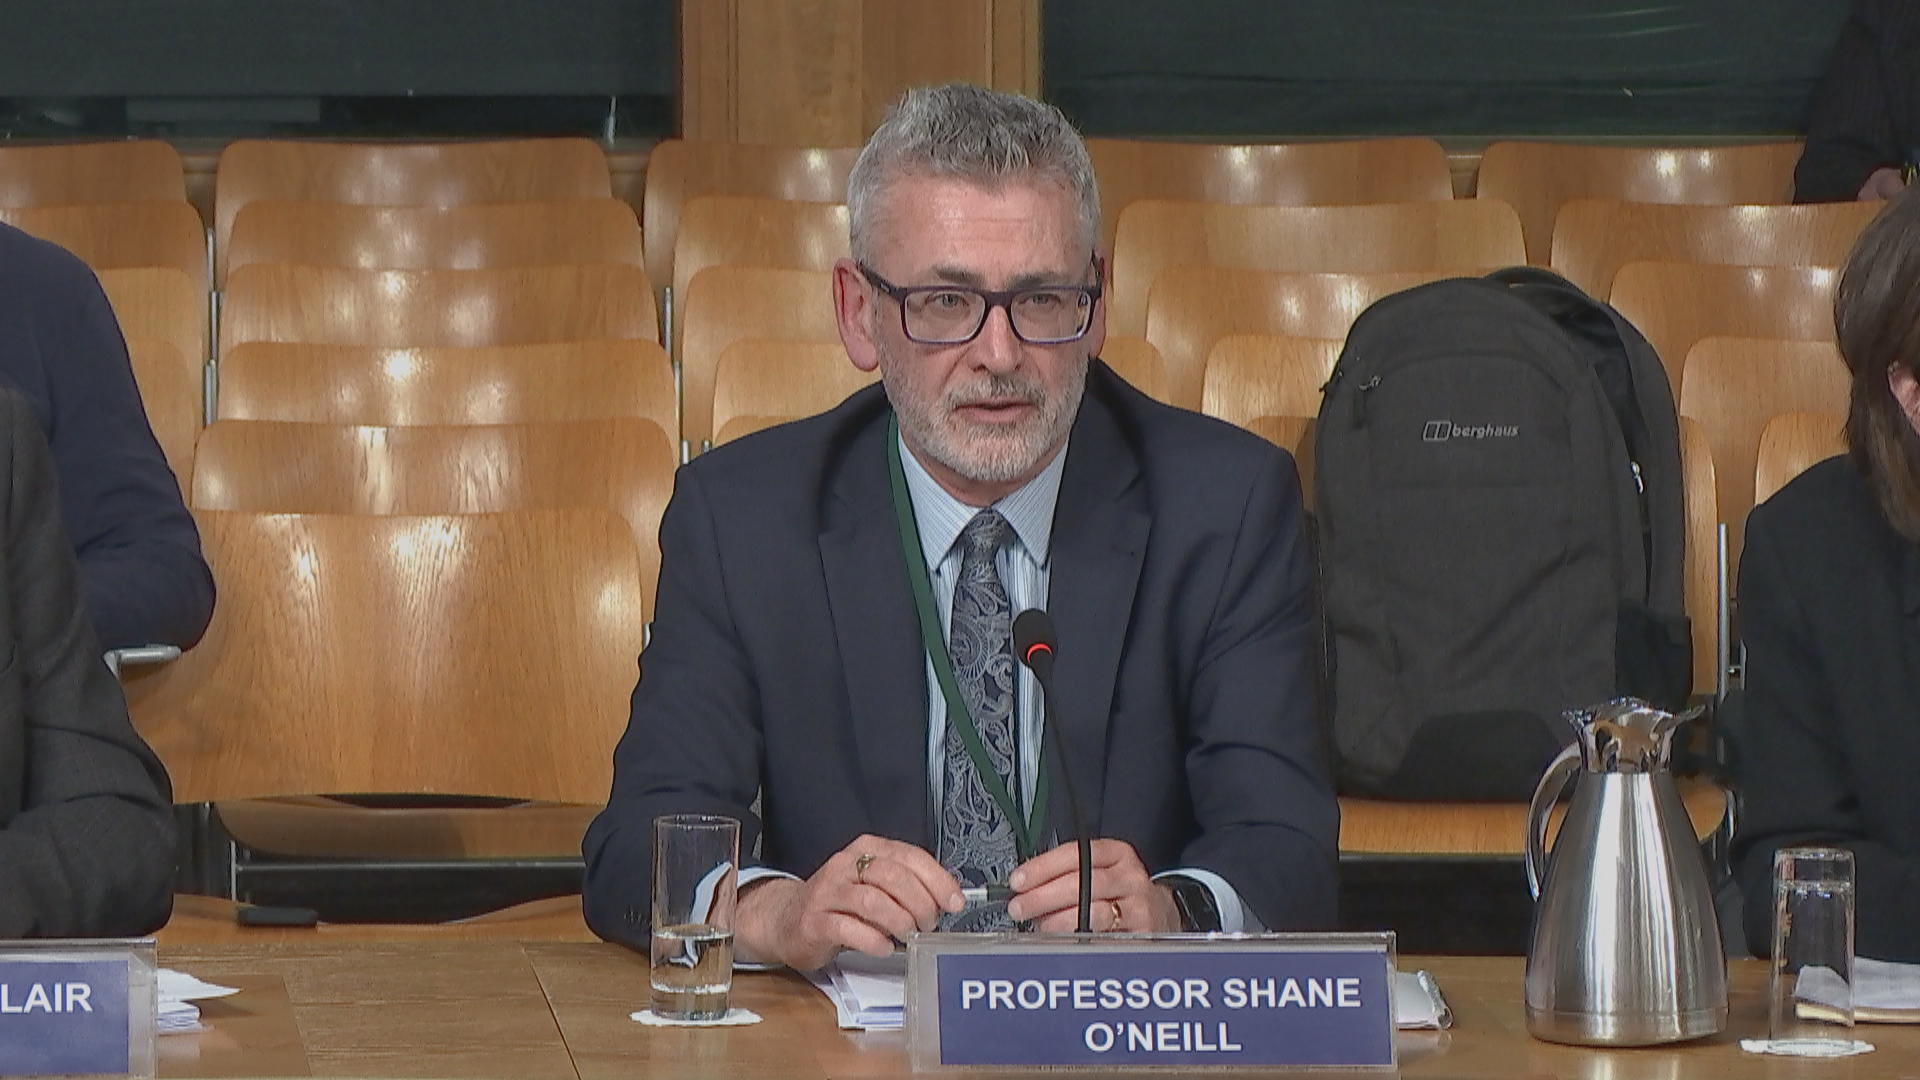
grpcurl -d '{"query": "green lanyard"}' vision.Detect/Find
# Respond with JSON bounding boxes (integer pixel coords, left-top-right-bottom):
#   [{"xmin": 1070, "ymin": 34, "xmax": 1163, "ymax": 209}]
[{"xmin": 886, "ymin": 414, "xmax": 1048, "ymax": 862}]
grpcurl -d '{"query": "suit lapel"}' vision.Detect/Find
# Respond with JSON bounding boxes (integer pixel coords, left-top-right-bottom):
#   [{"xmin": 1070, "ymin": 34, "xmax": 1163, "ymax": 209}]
[
  {"xmin": 1045, "ymin": 387, "xmax": 1149, "ymax": 838},
  {"xmin": 820, "ymin": 425, "xmax": 931, "ymax": 848}
]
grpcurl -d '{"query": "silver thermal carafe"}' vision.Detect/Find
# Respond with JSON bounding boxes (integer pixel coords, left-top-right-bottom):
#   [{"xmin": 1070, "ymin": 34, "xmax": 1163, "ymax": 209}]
[{"xmin": 1524, "ymin": 698, "xmax": 1727, "ymax": 1046}]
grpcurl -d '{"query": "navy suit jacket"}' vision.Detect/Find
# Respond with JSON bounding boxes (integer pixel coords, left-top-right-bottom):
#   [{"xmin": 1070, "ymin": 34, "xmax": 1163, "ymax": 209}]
[{"xmin": 583, "ymin": 363, "xmax": 1339, "ymax": 946}]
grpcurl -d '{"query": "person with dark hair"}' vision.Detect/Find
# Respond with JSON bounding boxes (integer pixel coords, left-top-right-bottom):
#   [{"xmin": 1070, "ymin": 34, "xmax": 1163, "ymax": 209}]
[
  {"xmin": 0, "ymin": 385, "xmax": 178, "ymax": 936},
  {"xmin": 583, "ymin": 85, "xmax": 1337, "ymax": 969},
  {"xmin": 1793, "ymin": 0, "xmax": 1920, "ymax": 203},
  {"xmin": 0, "ymin": 221, "xmax": 214, "ymax": 652},
  {"xmin": 1731, "ymin": 186, "xmax": 1920, "ymax": 961}
]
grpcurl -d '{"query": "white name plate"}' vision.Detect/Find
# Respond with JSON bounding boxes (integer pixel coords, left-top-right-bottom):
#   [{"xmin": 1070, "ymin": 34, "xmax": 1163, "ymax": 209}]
[{"xmin": 906, "ymin": 931, "xmax": 1397, "ymax": 1071}]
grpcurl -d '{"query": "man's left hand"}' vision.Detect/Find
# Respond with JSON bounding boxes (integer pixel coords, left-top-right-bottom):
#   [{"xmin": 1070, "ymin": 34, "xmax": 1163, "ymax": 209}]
[{"xmin": 1005, "ymin": 839, "xmax": 1181, "ymax": 932}]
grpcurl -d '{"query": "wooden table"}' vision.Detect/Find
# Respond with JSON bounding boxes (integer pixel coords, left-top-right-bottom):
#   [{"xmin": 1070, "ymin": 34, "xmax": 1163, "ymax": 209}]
[{"xmin": 157, "ymin": 943, "xmax": 1920, "ymax": 1079}]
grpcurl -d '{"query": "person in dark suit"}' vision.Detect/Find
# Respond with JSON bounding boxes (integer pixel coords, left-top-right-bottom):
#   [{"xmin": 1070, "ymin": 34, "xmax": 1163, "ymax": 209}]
[
  {"xmin": 583, "ymin": 85, "xmax": 1337, "ymax": 968},
  {"xmin": 1731, "ymin": 186, "xmax": 1920, "ymax": 962},
  {"xmin": 0, "ymin": 385, "xmax": 177, "ymax": 937},
  {"xmin": 1794, "ymin": 0, "xmax": 1920, "ymax": 203},
  {"xmin": 0, "ymin": 221, "xmax": 214, "ymax": 652}
]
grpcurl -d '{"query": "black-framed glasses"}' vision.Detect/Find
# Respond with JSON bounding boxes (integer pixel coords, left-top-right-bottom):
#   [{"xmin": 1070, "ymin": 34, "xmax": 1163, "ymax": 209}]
[{"xmin": 858, "ymin": 260, "xmax": 1104, "ymax": 345}]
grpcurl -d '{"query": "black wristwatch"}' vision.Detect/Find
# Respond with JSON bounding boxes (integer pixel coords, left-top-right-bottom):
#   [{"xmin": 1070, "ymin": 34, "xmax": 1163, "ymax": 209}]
[{"xmin": 1162, "ymin": 874, "xmax": 1223, "ymax": 932}]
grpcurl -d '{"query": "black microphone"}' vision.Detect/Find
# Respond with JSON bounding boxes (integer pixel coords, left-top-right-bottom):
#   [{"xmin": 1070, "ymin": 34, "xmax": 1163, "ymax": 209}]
[{"xmin": 1013, "ymin": 609, "xmax": 1094, "ymax": 935}]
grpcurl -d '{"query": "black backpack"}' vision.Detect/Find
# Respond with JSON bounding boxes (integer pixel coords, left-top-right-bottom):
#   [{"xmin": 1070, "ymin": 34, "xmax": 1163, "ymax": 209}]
[{"xmin": 1315, "ymin": 267, "xmax": 1691, "ymax": 801}]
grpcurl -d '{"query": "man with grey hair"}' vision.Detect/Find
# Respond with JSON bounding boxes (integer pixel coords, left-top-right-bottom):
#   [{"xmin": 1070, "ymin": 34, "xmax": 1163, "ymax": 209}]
[{"xmin": 584, "ymin": 84, "xmax": 1336, "ymax": 969}]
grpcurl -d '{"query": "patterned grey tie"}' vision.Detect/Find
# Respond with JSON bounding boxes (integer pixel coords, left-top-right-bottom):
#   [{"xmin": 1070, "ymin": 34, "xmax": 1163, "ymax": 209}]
[{"xmin": 937, "ymin": 509, "xmax": 1020, "ymax": 930}]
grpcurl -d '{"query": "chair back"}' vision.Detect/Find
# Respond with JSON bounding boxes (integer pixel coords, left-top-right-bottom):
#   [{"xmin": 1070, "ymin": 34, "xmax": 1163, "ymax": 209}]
[
  {"xmin": 130, "ymin": 507, "xmax": 646, "ymax": 805},
  {"xmin": 219, "ymin": 264, "xmax": 658, "ymax": 355},
  {"xmin": 710, "ymin": 340, "xmax": 875, "ymax": 445},
  {"xmin": 1145, "ymin": 265, "xmax": 1464, "ymax": 409},
  {"xmin": 1087, "ymin": 137, "xmax": 1453, "ymax": 251},
  {"xmin": 1201, "ymin": 335, "xmax": 1343, "ymax": 429},
  {"xmin": 99, "ymin": 267, "xmax": 209, "ymax": 367},
  {"xmin": 1677, "ymin": 337, "xmax": 1850, "ymax": 571},
  {"xmin": 128, "ymin": 338, "xmax": 201, "ymax": 494},
  {"xmin": 0, "ymin": 141, "xmax": 187, "ymax": 205},
  {"xmin": 641, "ymin": 139, "xmax": 858, "ymax": 306},
  {"xmin": 1608, "ymin": 261, "xmax": 1838, "ymax": 392},
  {"xmin": 1476, "ymin": 141, "xmax": 1802, "ymax": 264},
  {"xmin": 215, "ymin": 340, "xmax": 676, "ymax": 438},
  {"xmin": 1549, "ymin": 198, "xmax": 1881, "ymax": 297},
  {"xmin": 1097, "ymin": 336, "xmax": 1170, "ymax": 403},
  {"xmin": 679, "ymin": 266, "xmax": 841, "ymax": 451},
  {"xmin": 0, "ymin": 202, "xmax": 207, "ymax": 280},
  {"xmin": 1754, "ymin": 412, "xmax": 1849, "ymax": 507},
  {"xmin": 670, "ymin": 195, "xmax": 849, "ymax": 353},
  {"xmin": 1112, "ymin": 198, "xmax": 1523, "ymax": 337},
  {"xmin": 225, "ymin": 199, "xmax": 643, "ymax": 281},
  {"xmin": 1677, "ymin": 418, "xmax": 1720, "ymax": 698},
  {"xmin": 191, "ymin": 418, "xmax": 674, "ymax": 616}
]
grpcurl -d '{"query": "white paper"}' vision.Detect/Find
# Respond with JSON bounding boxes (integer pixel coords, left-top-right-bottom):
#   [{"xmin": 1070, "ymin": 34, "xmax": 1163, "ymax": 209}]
[
  {"xmin": 806, "ymin": 953, "xmax": 905, "ymax": 1030},
  {"xmin": 1797, "ymin": 957, "xmax": 1920, "ymax": 1014},
  {"xmin": 155, "ymin": 968, "xmax": 239, "ymax": 1036},
  {"xmin": 1394, "ymin": 969, "xmax": 1453, "ymax": 1030}
]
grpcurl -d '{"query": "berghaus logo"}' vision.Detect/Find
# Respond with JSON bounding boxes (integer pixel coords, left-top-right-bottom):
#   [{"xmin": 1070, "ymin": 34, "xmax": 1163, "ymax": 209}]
[{"xmin": 1422, "ymin": 420, "xmax": 1519, "ymax": 442}]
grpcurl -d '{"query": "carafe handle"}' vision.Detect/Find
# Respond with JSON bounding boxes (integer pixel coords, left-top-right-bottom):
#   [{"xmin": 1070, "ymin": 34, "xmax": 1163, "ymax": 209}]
[{"xmin": 1525, "ymin": 742, "xmax": 1584, "ymax": 900}]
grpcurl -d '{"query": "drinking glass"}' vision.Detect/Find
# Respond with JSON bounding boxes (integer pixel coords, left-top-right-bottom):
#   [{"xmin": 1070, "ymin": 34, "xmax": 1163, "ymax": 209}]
[
  {"xmin": 650, "ymin": 814, "xmax": 739, "ymax": 1020},
  {"xmin": 1767, "ymin": 846, "xmax": 1857, "ymax": 1055}
]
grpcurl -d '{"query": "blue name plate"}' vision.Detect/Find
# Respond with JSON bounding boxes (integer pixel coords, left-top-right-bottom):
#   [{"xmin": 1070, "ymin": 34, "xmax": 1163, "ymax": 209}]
[
  {"xmin": 908, "ymin": 933, "xmax": 1396, "ymax": 1071},
  {"xmin": 0, "ymin": 958, "xmax": 130, "ymax": 1076}
]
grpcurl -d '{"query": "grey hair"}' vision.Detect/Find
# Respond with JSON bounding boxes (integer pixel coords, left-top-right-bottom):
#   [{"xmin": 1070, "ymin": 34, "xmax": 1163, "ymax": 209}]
[{"xmin": 847, "ymin": 84, "xmax": 1100, "ymax": 264}]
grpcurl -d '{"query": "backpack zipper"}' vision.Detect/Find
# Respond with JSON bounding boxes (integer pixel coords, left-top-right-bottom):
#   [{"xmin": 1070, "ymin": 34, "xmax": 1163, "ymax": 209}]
[{"xmin": 1353, "ymin": 375, "xmax": 1382, "ymax": 426}]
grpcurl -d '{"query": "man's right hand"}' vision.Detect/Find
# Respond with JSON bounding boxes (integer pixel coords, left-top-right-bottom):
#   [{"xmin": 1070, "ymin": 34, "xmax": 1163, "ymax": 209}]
[{"xmin": 734, "ymin": 835, "xmax": 965, "ymax": 970}]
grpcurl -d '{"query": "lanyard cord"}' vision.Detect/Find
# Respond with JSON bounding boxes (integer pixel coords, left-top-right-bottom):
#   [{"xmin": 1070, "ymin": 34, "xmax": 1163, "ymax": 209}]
[{"xmin": 885, "ymin": 414, "xmax": 1048, "ymax": 861}]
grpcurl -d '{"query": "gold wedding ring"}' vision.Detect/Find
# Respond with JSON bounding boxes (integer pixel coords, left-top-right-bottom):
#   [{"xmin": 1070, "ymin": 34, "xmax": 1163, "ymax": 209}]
[
  {"xmin": 1109, "ymin": 900, "xmax": 1124, "ymax": 932},
  {"xmin": 855, "ymin": 852, "xmax": 875, "ymax": 882}
]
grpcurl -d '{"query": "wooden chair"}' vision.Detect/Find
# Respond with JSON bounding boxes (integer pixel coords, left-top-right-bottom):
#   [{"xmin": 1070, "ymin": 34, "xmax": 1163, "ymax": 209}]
[
  {"xmin": 157, "ymin": 894, "xmax": 596, "ymax": 944},
  {"xmin": 215, "ymin": 340, "xmax": 676, "ymax": 441},
  {"xmin": 640, "ymin": 139, "xmax": 858, "ymax": 313},
  {"xmin": 1337, "ymin": 779, "xmax": 1728, "ymax": 855},
  {"xmin": 129, "ymin": 507, "xmax": 645, "ymax": 879},
  {"xmin": 1098, "ymin": 336, "xmax": 1170, "ymax": 403},
  {"xmin": 1201, "ymin": 335, "xmax": 1343, "ymax": 429},
  {"xmin": 1476, "ymin": 141, "xmax": 1803, "ymax": 265},
  {"xmin": 1086, "ymin": 137, "xmax": 1454, "ymax": 251},
  {"xmin": 1677, "ymin": 337, "xmax": 1850, "ymax": 573},
  {"xmin": 1549, "ymin": 199, "xmax": 1883, "ymax": 298},
  {"xmin": 0, "ymin": 141, "xmax": 188, "ymax": 205},
  {"xmin": 0, "ymin": 202, "xmax": 207, "ymax": 280},
  {"xmin": 98, "ymin": 267, "xmax": 210, "ymax": 370},
  {"xmin": 213, "ymin": 138, "xmax": 613, "ymax": 281},
  {"xmin": 219, "ymin": 264, "xmax": 658, "ymax": 355},
  {"xmin": 224, "ymin": 199, "xmax": 644, "ymax": 282},
  {"xmin": 1144, "ymin": 266, "xmax": 1462, "ymax": 409},
  {"xmin": 678, "ymin": 266, "xmax": 841, "ymax": 452},
  {"xmin": 709, "ymin": 340, "xmax": 875, "ymax": 446},
  {"xmin": 1608, "ymin": 262, "xmax": 1839, "ymax": 392},
  {"xmin": 1754, "ymin": 412, "xmax": 1848, "ymax": 507},
  {"xmin": 191, "ymin": 418, "xmax": 674, "ymax": 618},
  {"xmin": 128, "ymin": 338, "xmax": 201, "ymax": 495},
  {"xmin": 669, "ymin": 195, "xmax": 849, "ymax": 354},
  {"xmin": 1111, "ymin": 199, "xmax": 1523, "ymax": 338},
  {"xmin": 1678, "ymin": 419, "xmax": 1721, "ymax": 699}
]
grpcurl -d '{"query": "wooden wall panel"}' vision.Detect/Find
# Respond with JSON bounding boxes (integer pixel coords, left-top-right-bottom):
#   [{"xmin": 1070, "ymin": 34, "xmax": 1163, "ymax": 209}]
[{"xmin": 682, "ymin": 0, "xmax": 1040, "ymax": 146}]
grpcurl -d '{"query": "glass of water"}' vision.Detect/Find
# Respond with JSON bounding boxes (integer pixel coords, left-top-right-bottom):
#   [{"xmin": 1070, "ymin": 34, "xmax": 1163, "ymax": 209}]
[
  {"xmin": 1768, "ymin": 846, "xmax": 1857, "ymax": 1055},
  {"xmin": 651, "ymin": 814, "xmax": 739, "ymax": 1021}
]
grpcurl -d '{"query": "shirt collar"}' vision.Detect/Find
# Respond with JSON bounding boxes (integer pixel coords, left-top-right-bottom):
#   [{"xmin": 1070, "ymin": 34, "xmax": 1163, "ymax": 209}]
[{"xmin": 896, "ymin": 429, "xmax": 1068, "ymax": 571}]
